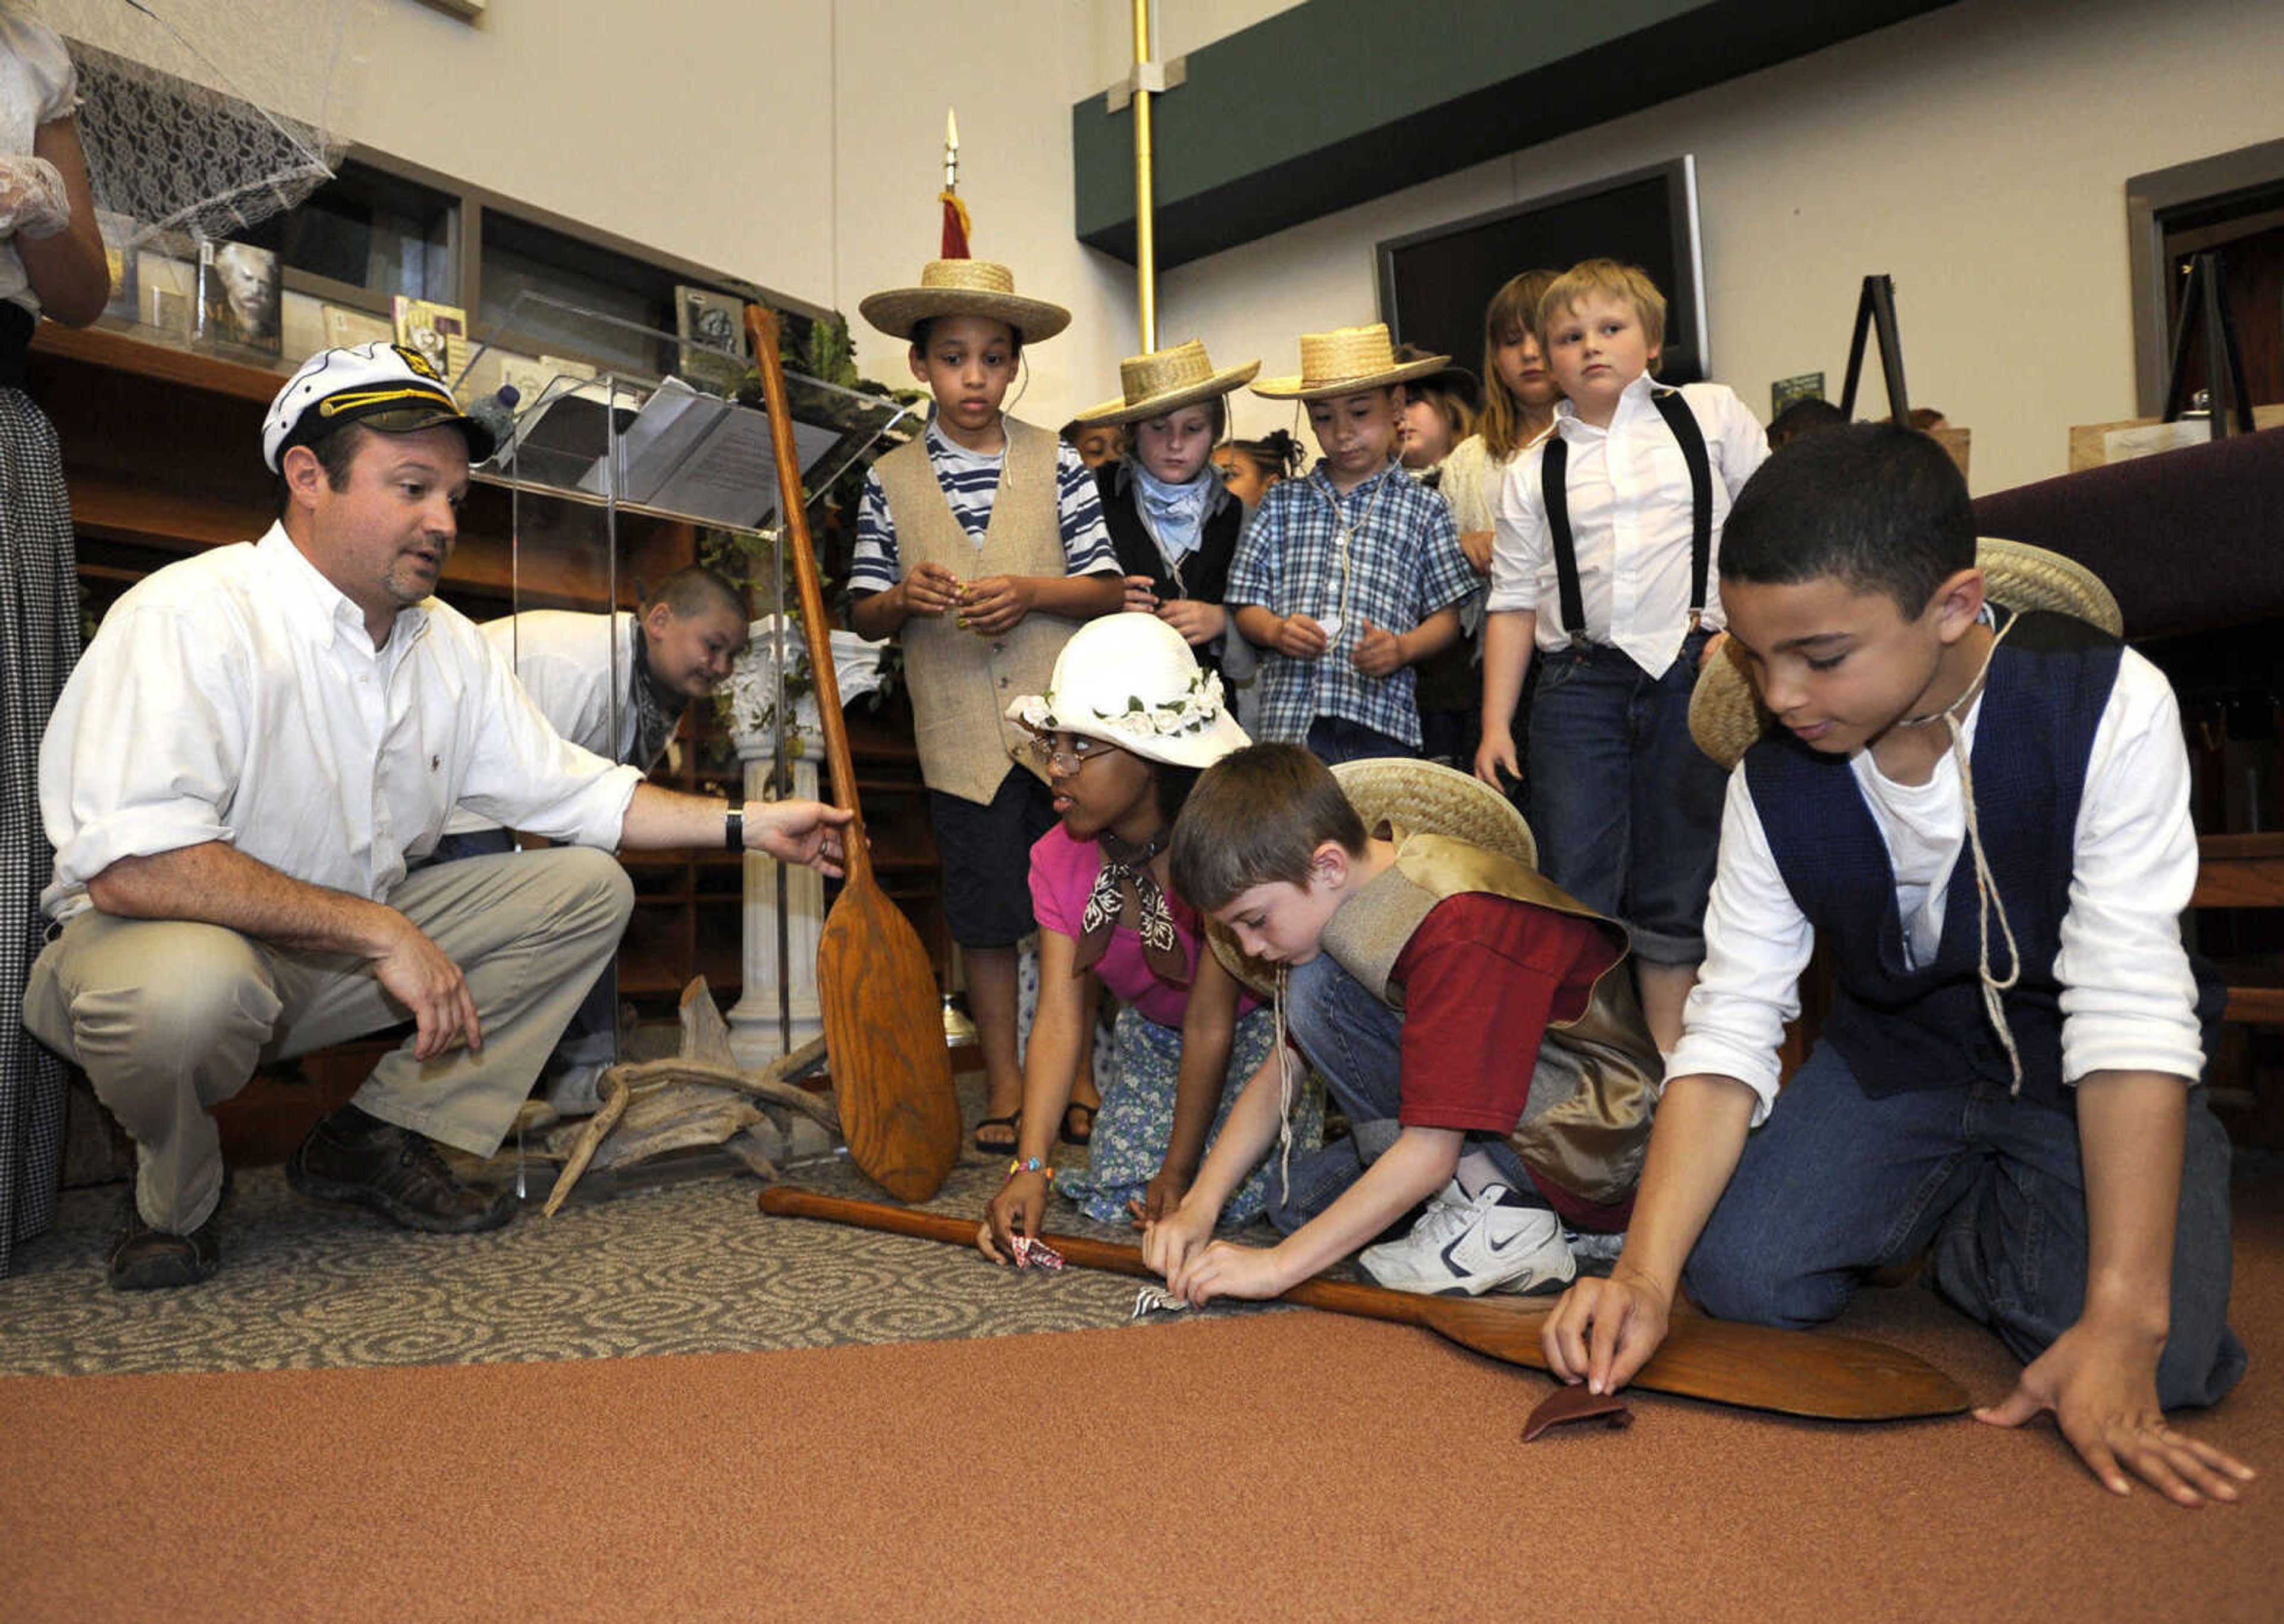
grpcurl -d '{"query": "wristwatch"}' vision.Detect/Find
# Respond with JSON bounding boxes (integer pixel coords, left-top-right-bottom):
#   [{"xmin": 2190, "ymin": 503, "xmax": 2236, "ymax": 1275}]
[{"xmin": 724, "ymin": 797, "xmax": 744, "ymax": 853}]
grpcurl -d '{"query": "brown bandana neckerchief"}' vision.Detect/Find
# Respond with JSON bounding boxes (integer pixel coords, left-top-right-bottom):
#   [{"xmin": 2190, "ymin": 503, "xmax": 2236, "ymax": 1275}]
[{"xmin": 1073, "ymin": 828, "xmax": 1190, "ymax": 985}]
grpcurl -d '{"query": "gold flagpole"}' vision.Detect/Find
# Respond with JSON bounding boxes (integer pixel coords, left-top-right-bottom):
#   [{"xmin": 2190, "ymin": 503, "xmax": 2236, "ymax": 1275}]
[{"xmin": 1131, "ymin": 0, "xmax": 1156, "ymax": 351}]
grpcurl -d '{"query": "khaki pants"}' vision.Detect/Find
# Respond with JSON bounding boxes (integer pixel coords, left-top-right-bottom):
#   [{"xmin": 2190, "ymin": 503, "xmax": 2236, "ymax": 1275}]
[{"xmin": 22, "ymin": 847, "xmax": 633, "ymax": 1234}]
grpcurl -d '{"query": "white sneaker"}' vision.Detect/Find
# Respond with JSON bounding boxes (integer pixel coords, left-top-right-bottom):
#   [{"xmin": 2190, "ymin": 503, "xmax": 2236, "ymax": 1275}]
[{"xmin": 1358, "ymin": 1180, "xmax": 1578, "ymax": 1298}]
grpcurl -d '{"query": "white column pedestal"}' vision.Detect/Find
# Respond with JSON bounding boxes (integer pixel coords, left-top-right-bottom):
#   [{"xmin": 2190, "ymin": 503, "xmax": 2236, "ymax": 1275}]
[{"xmin": 727, "ymin": 730, "xmax": 826, "ymax": 1067}]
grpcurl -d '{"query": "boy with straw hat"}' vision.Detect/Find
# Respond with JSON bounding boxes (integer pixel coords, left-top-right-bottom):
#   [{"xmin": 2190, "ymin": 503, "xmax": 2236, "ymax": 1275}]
[
  {"xmin": 1076, "ymin": 338, "xmax": 1259, "ymax": 680},
  {"xmin": 1543, "ymin": 425, "xmax": 2253, "ymax": 1506},
  {"xmin": 1150, "ymin": 745, "xmax": 1659, "ymax": 1301},
  {"xmin": 1226, "ymin": 323, "xmax": 1477, "ymax": 764},
  {"xmin": 849, "ymin": 255, "xmax": 1125, "ymax": 1155}
]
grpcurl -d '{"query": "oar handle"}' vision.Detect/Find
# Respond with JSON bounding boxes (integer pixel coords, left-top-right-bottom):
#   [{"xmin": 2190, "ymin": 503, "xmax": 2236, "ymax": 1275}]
[
  {"xmin": 755, "ymin": 1184, "xmax": 1436, "ymax": 1327},
  {"xmin": 743, "ymin": 303, "xmax": 872, "ymax": 890}
]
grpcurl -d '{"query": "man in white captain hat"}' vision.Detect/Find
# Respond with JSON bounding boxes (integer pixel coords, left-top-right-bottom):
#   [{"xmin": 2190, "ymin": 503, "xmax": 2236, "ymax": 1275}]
[{"xmin": 25, "ymin": 342, "xmax": 850, "ymax": 1290}]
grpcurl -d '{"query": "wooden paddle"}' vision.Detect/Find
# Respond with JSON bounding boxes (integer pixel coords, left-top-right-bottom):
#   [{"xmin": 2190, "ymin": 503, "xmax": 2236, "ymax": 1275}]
[
  {"xmin": 744, "ymin": 306, "xmax": 960, "ymax": 1203},
  {"xmin": 757, "ymin": 1185, "xmax": 1971, "ymax": 1422}
]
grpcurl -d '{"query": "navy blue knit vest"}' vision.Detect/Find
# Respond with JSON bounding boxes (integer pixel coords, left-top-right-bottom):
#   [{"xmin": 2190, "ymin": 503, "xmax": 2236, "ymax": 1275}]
[{"xmin": 1745, "ymin": 611, "xmax": 2217, "ymax": 1105}]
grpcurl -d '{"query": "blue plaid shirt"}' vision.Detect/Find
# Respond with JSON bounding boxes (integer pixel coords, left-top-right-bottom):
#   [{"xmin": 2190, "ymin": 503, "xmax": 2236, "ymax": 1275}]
[{"xmin": 1226, "ymin": 456, "xmax": 1473, "ymax": 748}]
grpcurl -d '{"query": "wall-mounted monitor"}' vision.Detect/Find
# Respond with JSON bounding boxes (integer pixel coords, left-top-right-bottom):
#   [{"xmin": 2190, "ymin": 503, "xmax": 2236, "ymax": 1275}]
[{"xmin": 1377, "ymin": 156, "xmax": 1708, "ymax": 386}]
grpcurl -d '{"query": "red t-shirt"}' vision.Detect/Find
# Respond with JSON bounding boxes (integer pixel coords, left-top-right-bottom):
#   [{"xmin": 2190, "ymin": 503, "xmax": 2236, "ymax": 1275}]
[{"xmin": 1391, "ymin": 892, "xmax": 1620, "ymax": 1126}]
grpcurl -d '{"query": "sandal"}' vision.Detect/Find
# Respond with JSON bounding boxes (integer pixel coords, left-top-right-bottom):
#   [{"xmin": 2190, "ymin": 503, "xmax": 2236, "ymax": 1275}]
[
  {"xmin": 973, "ymin": 1110, "xmax": 1021, "ymax": 1156},
  {"xmin": 1060, "ymin": 1101, "xmax": 1097, "ymax": 1146}
]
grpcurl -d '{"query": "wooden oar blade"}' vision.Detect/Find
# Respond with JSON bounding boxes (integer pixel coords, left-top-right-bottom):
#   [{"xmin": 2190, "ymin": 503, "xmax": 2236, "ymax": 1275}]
[
  {"xmin": 1641, "ymin": 1307, "xmax": 1969, "ymax": 1420},
  {"xmin": 755, "ymin": 1186, "xmax": 1969, "ymax": 1419},
  {"xmin": 818, "ymin": 889, "xmax": 959, "ymax": 1202},
  {"xmin": 1404, "ymin": 1295, "xmax": 1968, "ymax": 1421}
]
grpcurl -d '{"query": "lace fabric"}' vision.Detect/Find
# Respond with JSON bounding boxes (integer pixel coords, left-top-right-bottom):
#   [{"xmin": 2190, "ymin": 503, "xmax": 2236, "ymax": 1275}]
[{"xmin": 30, "ymin": 0, "xmax": 378, "ymax": 247}]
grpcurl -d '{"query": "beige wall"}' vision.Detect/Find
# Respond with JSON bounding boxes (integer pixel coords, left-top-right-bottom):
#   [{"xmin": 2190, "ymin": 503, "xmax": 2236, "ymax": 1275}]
[
  {"xmin": 337, "ymin": 0, "xmax": 2279, "ymax": 488},
  {"xmin": 1161, "ymin": 0, "xmax": 2284, "ymax": 494}
]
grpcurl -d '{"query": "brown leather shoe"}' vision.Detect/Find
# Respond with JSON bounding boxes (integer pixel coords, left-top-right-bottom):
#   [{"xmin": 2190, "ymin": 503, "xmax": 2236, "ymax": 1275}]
[
  {"xmin": 108, "ymin": 1201, "xmax": 221, "ymax": 1291},
  {"xmin": 285, "ymin": 1107, "xmax": 514, "ymax": 1234}
]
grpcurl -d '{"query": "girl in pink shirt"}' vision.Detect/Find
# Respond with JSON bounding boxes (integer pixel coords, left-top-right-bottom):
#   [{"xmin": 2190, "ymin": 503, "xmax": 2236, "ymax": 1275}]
[{"xmin": 981, "ymin": 614, "xmax": 1321, "ymax": 1252}]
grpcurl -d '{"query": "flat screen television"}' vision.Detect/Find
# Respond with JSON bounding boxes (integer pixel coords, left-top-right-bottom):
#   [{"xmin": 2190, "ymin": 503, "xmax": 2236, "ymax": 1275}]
[{"xmin": 1376, "ymin": 156, "xmax": 1708, "ymax": 386}]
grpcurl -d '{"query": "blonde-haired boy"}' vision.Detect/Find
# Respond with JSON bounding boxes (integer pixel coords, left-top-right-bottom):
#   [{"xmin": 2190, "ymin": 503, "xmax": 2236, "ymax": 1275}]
[{"xmin": 1477, "ymin": 257, "xmax": 1767, "ymax": 1052}]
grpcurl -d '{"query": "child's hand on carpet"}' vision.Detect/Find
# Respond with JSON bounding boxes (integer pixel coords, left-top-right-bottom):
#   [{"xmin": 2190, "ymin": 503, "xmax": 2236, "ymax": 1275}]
[
  {"xmin": 1141, "ymin": 1200, "xmax": 1213, "ymax": 1283},
  {"xmin": 1974, "ymin": 1318, "xmax": 2256, "ymax": 1506},
  {"xmin": 1168, "ymin": 1239, "xmax": 1287, "ymax": 1306},
  {"xmin": 1132, "ymin": 1167, "xmax": 1191, "ymax": 1227},
  {"xmin": 980, "ymin": 1171, "xmax": 1052, "ymax": 1265},
  {"xmin": 1541, "ymin": 1269, "xmax": 1671, "ymax": 1396}
]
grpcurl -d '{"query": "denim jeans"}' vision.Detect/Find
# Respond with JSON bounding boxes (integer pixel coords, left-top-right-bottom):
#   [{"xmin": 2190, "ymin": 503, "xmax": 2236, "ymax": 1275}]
[
  {"xmin": 1263, "ymin": 952, "xmax": 1538, "ymax": 1233},
  {"xmin": 1686, "ymin": 1039, "xmax": 2247, "ymax": 1408},
  {"xmin": 1305, "ymin": 714, "xmax": 1419, "ymax": 767},
  {"xmin": 1525, "ymin": 628, "xmax": 1726, "ymax": 963}
]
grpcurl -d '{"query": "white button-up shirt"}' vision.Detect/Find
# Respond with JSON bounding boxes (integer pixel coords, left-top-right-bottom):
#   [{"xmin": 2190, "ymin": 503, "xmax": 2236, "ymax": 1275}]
[
  {"xmin": 39, "ymin": 524, "xmax": 643, "ymax": 921},
  {"xmin": 1670, "ymin": 647, "xmax": 2207, "ymax": 1124},
  {"xmin": 1490, "ymin": 373, "xmax": 1768, "ymax": 676}
]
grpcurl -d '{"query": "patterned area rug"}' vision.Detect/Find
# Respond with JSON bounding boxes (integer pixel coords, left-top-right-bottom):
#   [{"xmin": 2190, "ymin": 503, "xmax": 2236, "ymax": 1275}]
[{"xmin": 0, "ymin": 1088, "xmax": 1290, "ymax": 1377}]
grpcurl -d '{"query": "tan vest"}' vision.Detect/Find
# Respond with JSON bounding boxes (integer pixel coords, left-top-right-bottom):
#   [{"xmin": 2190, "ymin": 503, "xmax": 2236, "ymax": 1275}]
[
  {"xmin": 1317, "ymin": 827, "xmax": 1659, "ymax": 1207},
  {"xmin": 874, "ymin": 420, "xmax": 1079, "ymax": 805}
]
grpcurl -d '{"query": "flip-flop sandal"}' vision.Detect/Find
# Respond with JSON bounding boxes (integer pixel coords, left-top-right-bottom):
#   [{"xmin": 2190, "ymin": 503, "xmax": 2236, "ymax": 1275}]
[
  {"xmin": 973, "ymin": 1110, "xmax": 1021, "ymax": 1155},
  {"xmin": 1059, "ymin": 1101, "xmax": 1097, "ymax": 1146}
]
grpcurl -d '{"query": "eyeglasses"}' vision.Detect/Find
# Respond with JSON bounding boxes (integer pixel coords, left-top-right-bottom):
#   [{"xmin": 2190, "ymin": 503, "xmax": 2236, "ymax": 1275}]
[{"xmin": 1026, "ymin": 732, "xmax": 1121, "ymax": 773}]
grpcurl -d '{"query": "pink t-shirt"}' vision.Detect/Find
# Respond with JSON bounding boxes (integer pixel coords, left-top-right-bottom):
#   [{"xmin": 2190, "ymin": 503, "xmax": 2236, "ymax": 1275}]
[{"xmin": 1029, "ymin": 824, "xmax": 1263, "ymax": 1028}]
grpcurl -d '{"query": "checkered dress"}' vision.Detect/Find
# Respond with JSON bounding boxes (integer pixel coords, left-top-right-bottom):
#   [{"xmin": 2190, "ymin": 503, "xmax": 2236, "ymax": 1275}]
[{"xmin": 0, "ymin": 386, "xmax": 77, "ymax": 1274}]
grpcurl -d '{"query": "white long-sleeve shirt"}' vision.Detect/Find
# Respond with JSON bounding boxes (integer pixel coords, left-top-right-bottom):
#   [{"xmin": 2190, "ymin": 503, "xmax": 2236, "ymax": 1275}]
[
  {"xmin": 1489, "ymin": 373, "xmax": 1767, "ymax": 676},
  {"xmin": 1670, "ymin": 646, "xmax": 2207, "ymax": 1125},
  {"xmin": 39, "ymin": 524, "xmax": 643, "ymax": 921}
]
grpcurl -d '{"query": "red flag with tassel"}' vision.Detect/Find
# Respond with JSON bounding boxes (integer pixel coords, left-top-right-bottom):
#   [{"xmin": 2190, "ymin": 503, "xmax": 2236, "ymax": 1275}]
[{"xmin": 940, "ymin": 188, "xmax": 971, "ymax": 259}]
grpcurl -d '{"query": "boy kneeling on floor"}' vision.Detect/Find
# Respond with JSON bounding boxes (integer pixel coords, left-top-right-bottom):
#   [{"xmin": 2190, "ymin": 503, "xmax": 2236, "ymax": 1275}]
[
  {"xmin": 1143, "ymin": 746, "xmax": 1658, "ymax": 1301},
  {"xmin": 1542, "ymin": 423, "xmax": 2254, "ymax": 1506}
]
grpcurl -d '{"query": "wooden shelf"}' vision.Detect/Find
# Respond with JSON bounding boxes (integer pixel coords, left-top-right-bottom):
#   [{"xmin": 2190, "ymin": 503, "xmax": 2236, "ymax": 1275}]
[{"xmin": 33, "ymin": 320, "xmax": 288, "ymax": 403}]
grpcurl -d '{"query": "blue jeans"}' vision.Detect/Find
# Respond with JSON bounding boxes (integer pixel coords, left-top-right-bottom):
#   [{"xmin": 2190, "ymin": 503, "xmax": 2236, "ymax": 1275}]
[
  {"xmin": 1305, "ymin": 714, "xmax": 1418, "ymax": 767},
  {"xmin": 1526, "ymin": 629, "xmax": 1726, "ymax": 963},
  {"xmin": 1265, "ymin": 953, "xmax": 1538, "ymax": 1233},
  {"xmin": 1686, "ymin": 1039, "xmax": 2247, "ymax": 1408}
]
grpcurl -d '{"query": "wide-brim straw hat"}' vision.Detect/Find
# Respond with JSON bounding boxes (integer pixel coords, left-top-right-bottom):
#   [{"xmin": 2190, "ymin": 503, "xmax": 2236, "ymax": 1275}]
[
  {"xmin": 858, "ymin": 259, "xmax": 1071, "ymax": 343},
  {"xmin": 1209, "ymin": 758, "xmax": 1538, "ymax": 994},
  {"xmin": 1687, "ymin": 536, "xmax": 2126, "ymax": 770},
  {"xmin": 1005, "ymin": 611, "xmax": 1249, "ymax": 769},
  {"xmin": 1251, "ymin": 323, "xmax": 1452, "ymax": 401},
  {"xmin": 1074, "ymin": 339, "xmax": 1262, "ymax": 427}
]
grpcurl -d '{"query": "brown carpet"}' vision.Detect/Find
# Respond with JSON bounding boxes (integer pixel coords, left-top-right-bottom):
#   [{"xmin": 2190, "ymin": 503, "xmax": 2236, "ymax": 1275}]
[{"xmin": 7, "ymin": 1194, "xmax": 2279, "ymax": 1622}]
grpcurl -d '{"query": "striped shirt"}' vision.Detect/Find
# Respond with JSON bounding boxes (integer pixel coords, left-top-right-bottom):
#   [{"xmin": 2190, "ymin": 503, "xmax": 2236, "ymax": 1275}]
[
  {"xmin": 849, "ymin": 417, "xmax": 1117, "ymax": 595},
  {"xmin": 1225, "ymin": 456, "xmax": 1474, "ymax": 749}
]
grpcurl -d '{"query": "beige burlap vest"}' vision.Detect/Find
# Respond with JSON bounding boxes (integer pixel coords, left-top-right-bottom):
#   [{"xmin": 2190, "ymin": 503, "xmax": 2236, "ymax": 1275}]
[
  {"xmin": 874, "ymin": 420, "xmax": 1079, "ymax": 805},
  {"xmin": 1317, "ymin": 828, "xmax": 1659, "ymax": 1207}
]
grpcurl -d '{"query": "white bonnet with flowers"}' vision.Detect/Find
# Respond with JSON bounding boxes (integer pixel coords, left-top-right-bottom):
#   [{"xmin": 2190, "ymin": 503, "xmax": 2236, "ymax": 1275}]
[{"xmin": 1006, "ymin": 612, "xmax": 1250, "ymax": 768}]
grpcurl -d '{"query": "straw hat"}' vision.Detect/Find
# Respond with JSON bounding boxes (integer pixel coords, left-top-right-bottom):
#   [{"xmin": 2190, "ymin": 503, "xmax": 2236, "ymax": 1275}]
[
  {"xmin": 1687, "ymin": 536, "xmax": 2126, "ymax": 769},
  {"xmin": 1005, "ymin": 612, "xmax": 1250, "ymax": 769},
  {"xmin": 1206, "ymin": 758, "xmax": 1538, "ymax": 994},
  {"xmin": 1332, "ymin": 758, "xmax": 1536, "ymax": 871},
  {"xmin": 1251, "ymin": 323, "xmax": 1452, "ymax": 401},
  {"xmin": 858, "ymin": 259, "xmax": 1071, "ymax": 343},
  {"xmin": 1074, "ymin": 340, "xmax": 1262, "ymax": 428}
]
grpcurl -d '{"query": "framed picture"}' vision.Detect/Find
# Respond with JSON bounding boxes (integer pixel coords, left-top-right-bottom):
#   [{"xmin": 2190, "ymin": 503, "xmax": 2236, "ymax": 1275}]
[
  {"xmin": 393, "ymin": 295, "xmax": 471, "ymax": 384},
  {"xmin": 676, "ymin": 284, "xmax": 748, "ymax": 388},
  {"xmin": 197, "ymin": 240, "xmax": 281, "ymax": 356},
  {"xmin": 95, "ymin": 211, "xmax": 139, "ymax": 325}
]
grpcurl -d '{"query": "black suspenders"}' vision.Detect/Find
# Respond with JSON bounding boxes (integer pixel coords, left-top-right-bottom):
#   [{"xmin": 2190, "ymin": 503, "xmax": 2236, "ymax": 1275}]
[{"xmin": 1542, "ymin": 388, "xmax": 1714, "ymax": 646}]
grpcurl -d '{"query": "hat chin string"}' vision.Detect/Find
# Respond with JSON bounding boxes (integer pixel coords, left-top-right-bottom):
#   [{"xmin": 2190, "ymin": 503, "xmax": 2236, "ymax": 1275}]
[{"xmin": 1930, "ymin": 612, "xmax": 2025, "ymax": 1095}]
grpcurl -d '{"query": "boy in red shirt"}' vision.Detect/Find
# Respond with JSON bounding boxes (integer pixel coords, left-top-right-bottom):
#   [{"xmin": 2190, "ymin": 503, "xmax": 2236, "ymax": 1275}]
[{"xmin": 1147, "ymin": 745, "xmax": 1658, "ymax": 1299}]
